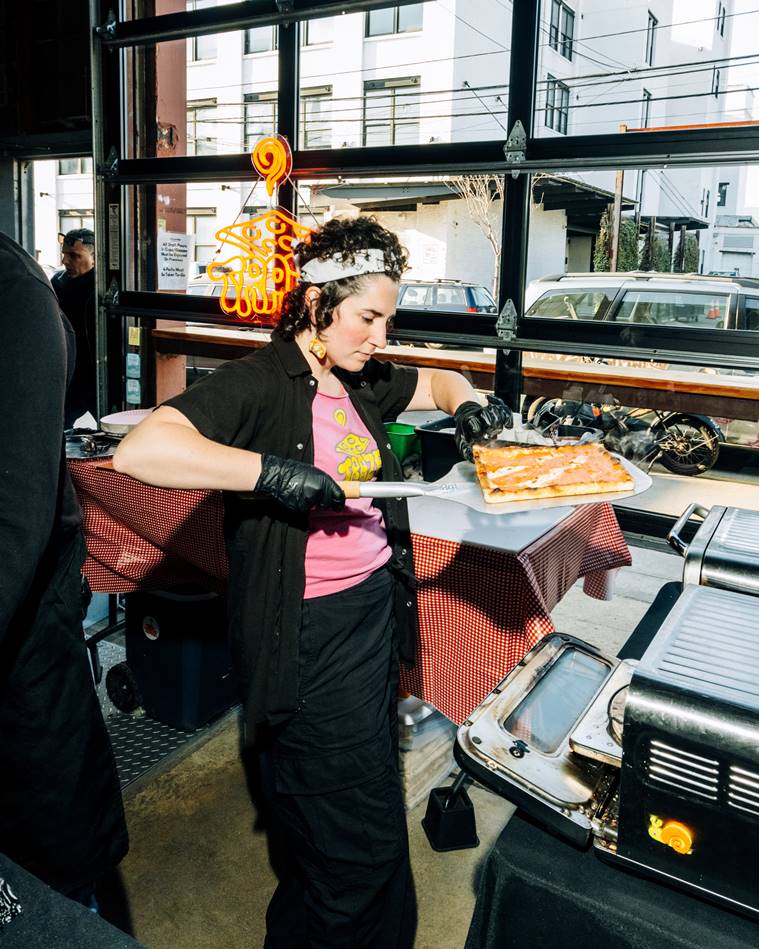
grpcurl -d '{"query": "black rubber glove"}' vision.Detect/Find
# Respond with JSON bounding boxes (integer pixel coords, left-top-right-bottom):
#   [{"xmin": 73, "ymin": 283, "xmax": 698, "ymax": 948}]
[
  {"xmin": 454, "ymin": 395, "xmax": 514, "ymax": 462},
  {"xmin": 255, "ymin": 454, "xmax": 345, "ymax": 513}
]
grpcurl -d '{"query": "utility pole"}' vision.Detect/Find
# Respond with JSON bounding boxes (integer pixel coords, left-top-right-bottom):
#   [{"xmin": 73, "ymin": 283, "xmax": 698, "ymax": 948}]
[{"xmin": 609, "ymin": 125, "xmax": 627, "ymax": 272}]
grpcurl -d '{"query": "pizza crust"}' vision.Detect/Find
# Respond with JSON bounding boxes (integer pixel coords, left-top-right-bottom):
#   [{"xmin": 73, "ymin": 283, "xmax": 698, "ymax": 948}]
[{"xmin": 472, "ymin": 442, "xmax": 635, "ymax": 504}]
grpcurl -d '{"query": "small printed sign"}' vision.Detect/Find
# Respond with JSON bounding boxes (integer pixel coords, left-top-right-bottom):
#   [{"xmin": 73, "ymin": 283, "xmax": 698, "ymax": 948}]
[
  {"xmin": 128, "ymin": 325, "xmax": 141, "ymax": 346},
  {"xmin": 108, "ymin": 203, "xmax": 120, "ymax": 269},
  {"xmin": 157, "ymin": 231, "xmax": 194, "ymax": 290},
  {"xmin": 126, "ymin": 352, "xmax": 141, "ymax": 379},
  {"xmin": 126, "ymin": 378, "xmax": 141, "ymax": 405}
]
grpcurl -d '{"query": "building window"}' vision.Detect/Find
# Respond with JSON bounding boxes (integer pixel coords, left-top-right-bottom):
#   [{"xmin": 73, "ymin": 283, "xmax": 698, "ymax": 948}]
[
  {"xmin": 58, "ymin": 157, "xmax": 93, "ymax": 176},
  {"xmin": 712, "ymin": 66, "xmax": 721, "ymax": 98},
  {"xmin": 549, "ymin": 1, "xmax": 574, "ymax": 60},
  {"xmin": 717, "ymin": 181, "xmax": 729, "ymax": 207},
  {"xmin": 366, "ymin": 4, "xmax": 423, "ymax": 37},
  {"xmin": 717, "ymin": 2, "xmax": 726, "ymax": 36},
  {"xmin": 187, "ymin": 208, "xmax": 217, "ymax": 271},
  {"xmin": 641, "ymin": 88, "xmax": 652, "ymax": 128},
  {"xmin": 545, "ymin": 75, "xmax": 569, "ymax": 135},
  {"xmin": 187, "ymin": 100, "xmax": 217, "ymax": 156},
  {"xmin": 701, "ymin": 188, "xmax": 711, "ymax": 218},
  {"xmin": 244, "ymin": 25, "xmax": 278, "ymax": 54},
  {"xmin": 244, "ymin": 92, "xmax": 278, "ymax": 150},
  {"xmin": 302, "ymin": 18, "xmax": 333, "ymax": 45},
  {"xmin": 59, "ymin": 210, "xmax": 94, "ymax": 234},
  {"xmin": 645, "ymin": 11, "xmax": 657, "ymax": 66},
  {"xmin": 301, "ymin": 87, "xmax": 332, "ymax": 149},
  {"xmin": 363, "ymin": 77, "xmax": 420, "ymax": 146},
  {"xmin": 187, "ymin": 0, "xmax": 216, "ymax": 61}
]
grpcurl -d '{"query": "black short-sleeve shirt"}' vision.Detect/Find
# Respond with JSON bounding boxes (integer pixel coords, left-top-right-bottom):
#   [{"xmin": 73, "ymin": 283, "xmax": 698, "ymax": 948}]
[{"xmin": 164, "ymin": 333, "xmax": 419, "ymax": 727}]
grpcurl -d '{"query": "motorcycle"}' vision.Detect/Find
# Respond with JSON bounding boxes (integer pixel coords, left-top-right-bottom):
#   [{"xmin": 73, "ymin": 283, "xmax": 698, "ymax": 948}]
[{"xmin": 522, "ymin": 396, "xmax": 723, "ymax": 476}]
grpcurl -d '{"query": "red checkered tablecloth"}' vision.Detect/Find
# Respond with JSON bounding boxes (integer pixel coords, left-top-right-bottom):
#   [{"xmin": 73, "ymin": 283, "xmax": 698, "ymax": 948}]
[{"xmin": 68, "ymin": 459, "xmax": 631, "ymax": 724}]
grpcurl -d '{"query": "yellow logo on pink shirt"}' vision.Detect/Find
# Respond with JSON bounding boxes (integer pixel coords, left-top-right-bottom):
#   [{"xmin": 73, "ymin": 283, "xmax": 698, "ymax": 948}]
[
  {"xmin": 336, "ymin": 432, "xmax": 381, "ymax": 482},
  {"xmin": 334, "ymin": 408, "xmax": 347, "ymax": 427}
]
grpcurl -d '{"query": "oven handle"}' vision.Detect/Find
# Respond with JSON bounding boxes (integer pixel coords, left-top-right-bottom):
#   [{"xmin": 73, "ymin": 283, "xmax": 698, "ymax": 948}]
[{"xmin": 667, "ymin": 502, "xmax": 711, "ymax": 556}]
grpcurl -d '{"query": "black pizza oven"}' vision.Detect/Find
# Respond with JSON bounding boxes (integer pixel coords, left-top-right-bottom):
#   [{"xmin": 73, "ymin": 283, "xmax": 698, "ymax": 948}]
[{"xmin": 455, "ymin": 582, "xmax": 759, "ymax": 919}]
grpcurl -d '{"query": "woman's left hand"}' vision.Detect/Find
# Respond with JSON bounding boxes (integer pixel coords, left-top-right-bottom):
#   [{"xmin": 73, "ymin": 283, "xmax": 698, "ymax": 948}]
[{"xmin": 454, "ymin": 395, "xmax": 513, "ymax": 461}]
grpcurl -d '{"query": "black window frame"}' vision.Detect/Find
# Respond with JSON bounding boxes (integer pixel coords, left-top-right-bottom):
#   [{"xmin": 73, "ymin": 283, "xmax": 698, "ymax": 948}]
[
  {"xmin": 243, "ymin": 91, "xmax": 279, "ymax": 150},
  {"xmin": 712, "ymin": 66, "xmax": 721, "ymax": 98},
  {"xmin": 89, "ymin": 0, "xmax": 759, "ymax": 434},
  {"xmin": 365, "ymin": 4, "xmax": 423, "ymax": 37},
  {"xmin": 549, "ymin": 1, "xmax": 574, "ymax": 61},
  {"xmin": 641, "ymin": 88, "xmax": 652, "ymax": 128},
  {"xmin": 300, "ymin": 85, "xmax": 333, "ymax": 149},
  {"xmin": 244, "ymin": 24, "xmax": 278, "ymax": 54},
  {"xmin": 362, "ymin": 76, "xmax": 421, "ymax": 147},
  {"xmin": 717, "ymin": 181, "xmax": 729, "ymax": 207},
  {"xmin": 545, "ymin": 75, "xmax": 569, "ymax": 135},
  {"xmin": 645, "ymin": 11, "xmax": 657, "ymax": 66}
]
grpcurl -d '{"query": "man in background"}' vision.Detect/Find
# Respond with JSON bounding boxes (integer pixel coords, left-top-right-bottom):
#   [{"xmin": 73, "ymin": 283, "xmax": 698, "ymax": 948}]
[
  {"xmin": 0, "ymin": 230, "xmax": 128, "ymax": 909},
  {"xmin": 52, "ymin": 227, "xmax": 97, "ymax": 426}
]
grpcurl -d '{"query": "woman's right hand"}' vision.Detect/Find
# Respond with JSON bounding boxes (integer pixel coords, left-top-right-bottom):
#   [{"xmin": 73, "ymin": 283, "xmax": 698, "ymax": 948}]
[{"xmin": 256, "ymin": 455, "xmax": 345, "ymax": 513}]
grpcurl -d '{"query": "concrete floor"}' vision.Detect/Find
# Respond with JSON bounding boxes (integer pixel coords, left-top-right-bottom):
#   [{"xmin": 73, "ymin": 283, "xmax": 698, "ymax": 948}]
[{"xmin": 113, "ymin": 542, "xmax": 682, "ymax": 949}]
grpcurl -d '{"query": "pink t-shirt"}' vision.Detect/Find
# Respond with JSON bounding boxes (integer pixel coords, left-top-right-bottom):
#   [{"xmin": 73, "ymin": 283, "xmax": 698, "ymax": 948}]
[{"xmin": 304, "ymin": 389, "xmax": 392, "ymax": 599}]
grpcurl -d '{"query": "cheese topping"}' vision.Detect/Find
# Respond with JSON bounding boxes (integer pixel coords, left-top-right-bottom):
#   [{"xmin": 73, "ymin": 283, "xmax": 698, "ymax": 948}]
[{"xmin": 475, "ymin": 443, "xmax": 633, "ymax": 499}]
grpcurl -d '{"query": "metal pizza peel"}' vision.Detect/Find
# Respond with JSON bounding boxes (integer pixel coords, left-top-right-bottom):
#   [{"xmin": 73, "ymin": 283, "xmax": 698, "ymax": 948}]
[{"xmin": 339, "ymin": 454, "xmax": 651, "ymax": 515}]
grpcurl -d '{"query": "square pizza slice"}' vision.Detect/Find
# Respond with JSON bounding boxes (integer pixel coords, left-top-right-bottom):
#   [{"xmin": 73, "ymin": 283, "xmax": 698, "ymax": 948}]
[{"xmin": 472, "ymin": 442, "xmax": 635, "ymax": 504}]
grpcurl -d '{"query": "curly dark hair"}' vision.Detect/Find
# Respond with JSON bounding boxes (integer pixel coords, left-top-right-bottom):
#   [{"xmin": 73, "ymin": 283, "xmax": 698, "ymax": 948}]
[{"xmin": 274, "ymin": 216, "xmax": 408, "ymax": 340}]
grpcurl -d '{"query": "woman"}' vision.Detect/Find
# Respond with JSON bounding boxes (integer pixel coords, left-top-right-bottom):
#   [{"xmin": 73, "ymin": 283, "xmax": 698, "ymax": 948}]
[{"xmin": 114, "ymin": 216, "xmax": 511, "ymax": 948}]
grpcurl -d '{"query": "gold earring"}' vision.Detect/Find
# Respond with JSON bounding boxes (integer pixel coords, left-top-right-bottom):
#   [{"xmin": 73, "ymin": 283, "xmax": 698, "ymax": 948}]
[{"xmin": 309, "ymin": 337, "xmax": 327, "ymax": 359}]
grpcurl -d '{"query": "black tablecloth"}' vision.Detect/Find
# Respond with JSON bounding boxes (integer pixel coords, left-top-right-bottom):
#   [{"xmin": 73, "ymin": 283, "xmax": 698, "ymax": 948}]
[
  {"xmin": 464, "ymin": 582, "xmax": 759, "ymax": 949},
  {"xmin": 0, "ymin": 855, "xmax": 143, "ymax": 948}
]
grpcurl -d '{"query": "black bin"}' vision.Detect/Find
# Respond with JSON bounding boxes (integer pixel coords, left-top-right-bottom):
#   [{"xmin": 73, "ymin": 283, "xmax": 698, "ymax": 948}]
[
  {"xmin": 124, "ymin": 587, "xmax": 238, "ymax": 731},
  {"xmin": 416, "ymin": 416, "xmax": 458, "ymax": 482}
]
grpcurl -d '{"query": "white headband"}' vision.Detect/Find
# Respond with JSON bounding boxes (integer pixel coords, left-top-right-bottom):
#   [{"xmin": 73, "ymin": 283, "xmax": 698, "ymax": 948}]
[{"xmin": 297, "ymin": 249, "xmax": 387, "ymax": 284}]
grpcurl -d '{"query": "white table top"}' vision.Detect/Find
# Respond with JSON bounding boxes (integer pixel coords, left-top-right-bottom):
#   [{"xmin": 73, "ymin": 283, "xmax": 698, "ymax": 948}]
[{"xmin": 408, "ymin": 497, "xmax": 573, "ymax": 553}]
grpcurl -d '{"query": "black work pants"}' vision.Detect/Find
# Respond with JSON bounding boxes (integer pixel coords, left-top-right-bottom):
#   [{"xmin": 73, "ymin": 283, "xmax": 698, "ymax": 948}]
[{"xmin": 260, "ymin": 566, "xmax": 416, "ymax": 949}]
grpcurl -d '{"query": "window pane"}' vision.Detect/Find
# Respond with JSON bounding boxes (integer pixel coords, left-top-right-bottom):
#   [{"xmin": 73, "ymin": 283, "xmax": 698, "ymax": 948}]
[
  {"xmin": 535, "ymin": 6, "xmax": 759, "ymax": 137},
  {"xmin": 245, "ymin": 26, "xmax": 275, "ymax": 53},
  {"xmin": 58, "ymin": 158, "xmax": 80, "ymax": 175},
  {"xmin": 366, "ymin": 8, "xmax": 395, "ymax": 36},
  {"xmin": 299, "ymin": 2, "xmax": 510, "ymax": 150},
  {"xmin": 130, "ymin": 29, "xmax": 279, "ymax": 159},
  {"xmin": 616, "ymin": 290, "xmax": 729, "ymax": 327},
  {"xmin": 401, "ymin": 285, "xmax": 433, "ymax": 306},
  {"xmin": 304, "ymin": 16, "xmax": 333, "ymax": 45},
  {"xmin": 526, "ymin": 289, "xmax": 617, "ymax": 321},
  {"xmin": 397, "ymin": 3, "xmax": 423, "ymax": 32},
  {"xmin": 472, "ymin": 286, "xmax": 496, "ymax": 307},
  {"xmin": 302, "ymin": 94, "xmax": 331, "ymax": 148},
  {"xmin": 435, "ymin": 286, "xmax": 467, "ymax": 306}
]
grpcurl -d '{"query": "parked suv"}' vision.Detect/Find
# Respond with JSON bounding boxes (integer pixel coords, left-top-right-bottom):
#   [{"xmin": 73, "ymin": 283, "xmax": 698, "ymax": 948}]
[
  {"xmin": 523, "ymin": 271, "xmax": 759, "ymax": 455},
  {"xmin": 398, "ymin": 279, "xmax": 497, "ymax": 314},
  {"xmin": 524, "ymin": 271, "xmax": 759, "ymax": 330}
]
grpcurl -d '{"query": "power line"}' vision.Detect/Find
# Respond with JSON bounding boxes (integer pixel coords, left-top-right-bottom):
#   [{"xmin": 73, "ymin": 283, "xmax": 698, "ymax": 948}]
[{"xmin": 538, "ymin": 5, "xmax": 759, "ymax": 48}]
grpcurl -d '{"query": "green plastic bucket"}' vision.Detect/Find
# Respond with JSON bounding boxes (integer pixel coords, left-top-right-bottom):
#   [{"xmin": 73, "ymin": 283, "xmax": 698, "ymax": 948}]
[{"xmin": 385, "ymin": 423, "xmax": 421, "ymax": 463}]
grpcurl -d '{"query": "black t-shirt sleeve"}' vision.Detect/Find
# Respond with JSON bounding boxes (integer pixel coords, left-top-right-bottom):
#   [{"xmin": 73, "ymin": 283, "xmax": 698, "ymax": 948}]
[
  {"xmin": 0, "ymin": 246, "xmax": 69, "ymax": 641},
  {"xmin": 364, "ymin": 359, "xmax": 418, "ymax": 421},
  {"xmin": 162, "ymin": 357, "xmax": 264, "ymax": 448}
]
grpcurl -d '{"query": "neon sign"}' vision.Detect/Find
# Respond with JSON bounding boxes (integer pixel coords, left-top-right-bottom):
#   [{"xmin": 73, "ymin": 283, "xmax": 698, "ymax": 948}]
[{"xmin": 207, "ymin": 136, "xmax": 313, "ymax": 320}]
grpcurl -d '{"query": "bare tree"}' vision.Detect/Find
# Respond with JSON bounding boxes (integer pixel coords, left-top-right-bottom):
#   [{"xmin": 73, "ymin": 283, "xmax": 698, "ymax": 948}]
[{"xmin": 448, "ymin": 175, "xmax": 504, "ymax": 295}]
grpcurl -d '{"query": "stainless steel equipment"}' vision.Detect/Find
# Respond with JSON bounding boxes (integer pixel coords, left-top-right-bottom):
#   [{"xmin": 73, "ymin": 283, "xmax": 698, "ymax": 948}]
[
  {"xmin": 456, "ymin": 583, "xmax": 759, "ymax": 919},
  {"xmin": 668, "ymin": 503, "xmax": 759, "ymax": 596}
]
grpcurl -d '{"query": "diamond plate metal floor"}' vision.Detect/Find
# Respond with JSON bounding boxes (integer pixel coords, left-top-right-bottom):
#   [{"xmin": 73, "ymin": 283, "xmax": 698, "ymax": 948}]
[{"xmin": 90, "ymin": 629, "xmax": 238, "ymax": 794}]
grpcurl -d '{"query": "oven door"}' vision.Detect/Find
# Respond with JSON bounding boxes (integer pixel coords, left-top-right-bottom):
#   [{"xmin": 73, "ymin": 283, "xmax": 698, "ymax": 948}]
[{"xmin": 455, "ymin": 634, "xmax": 629, "ymax": 846}]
